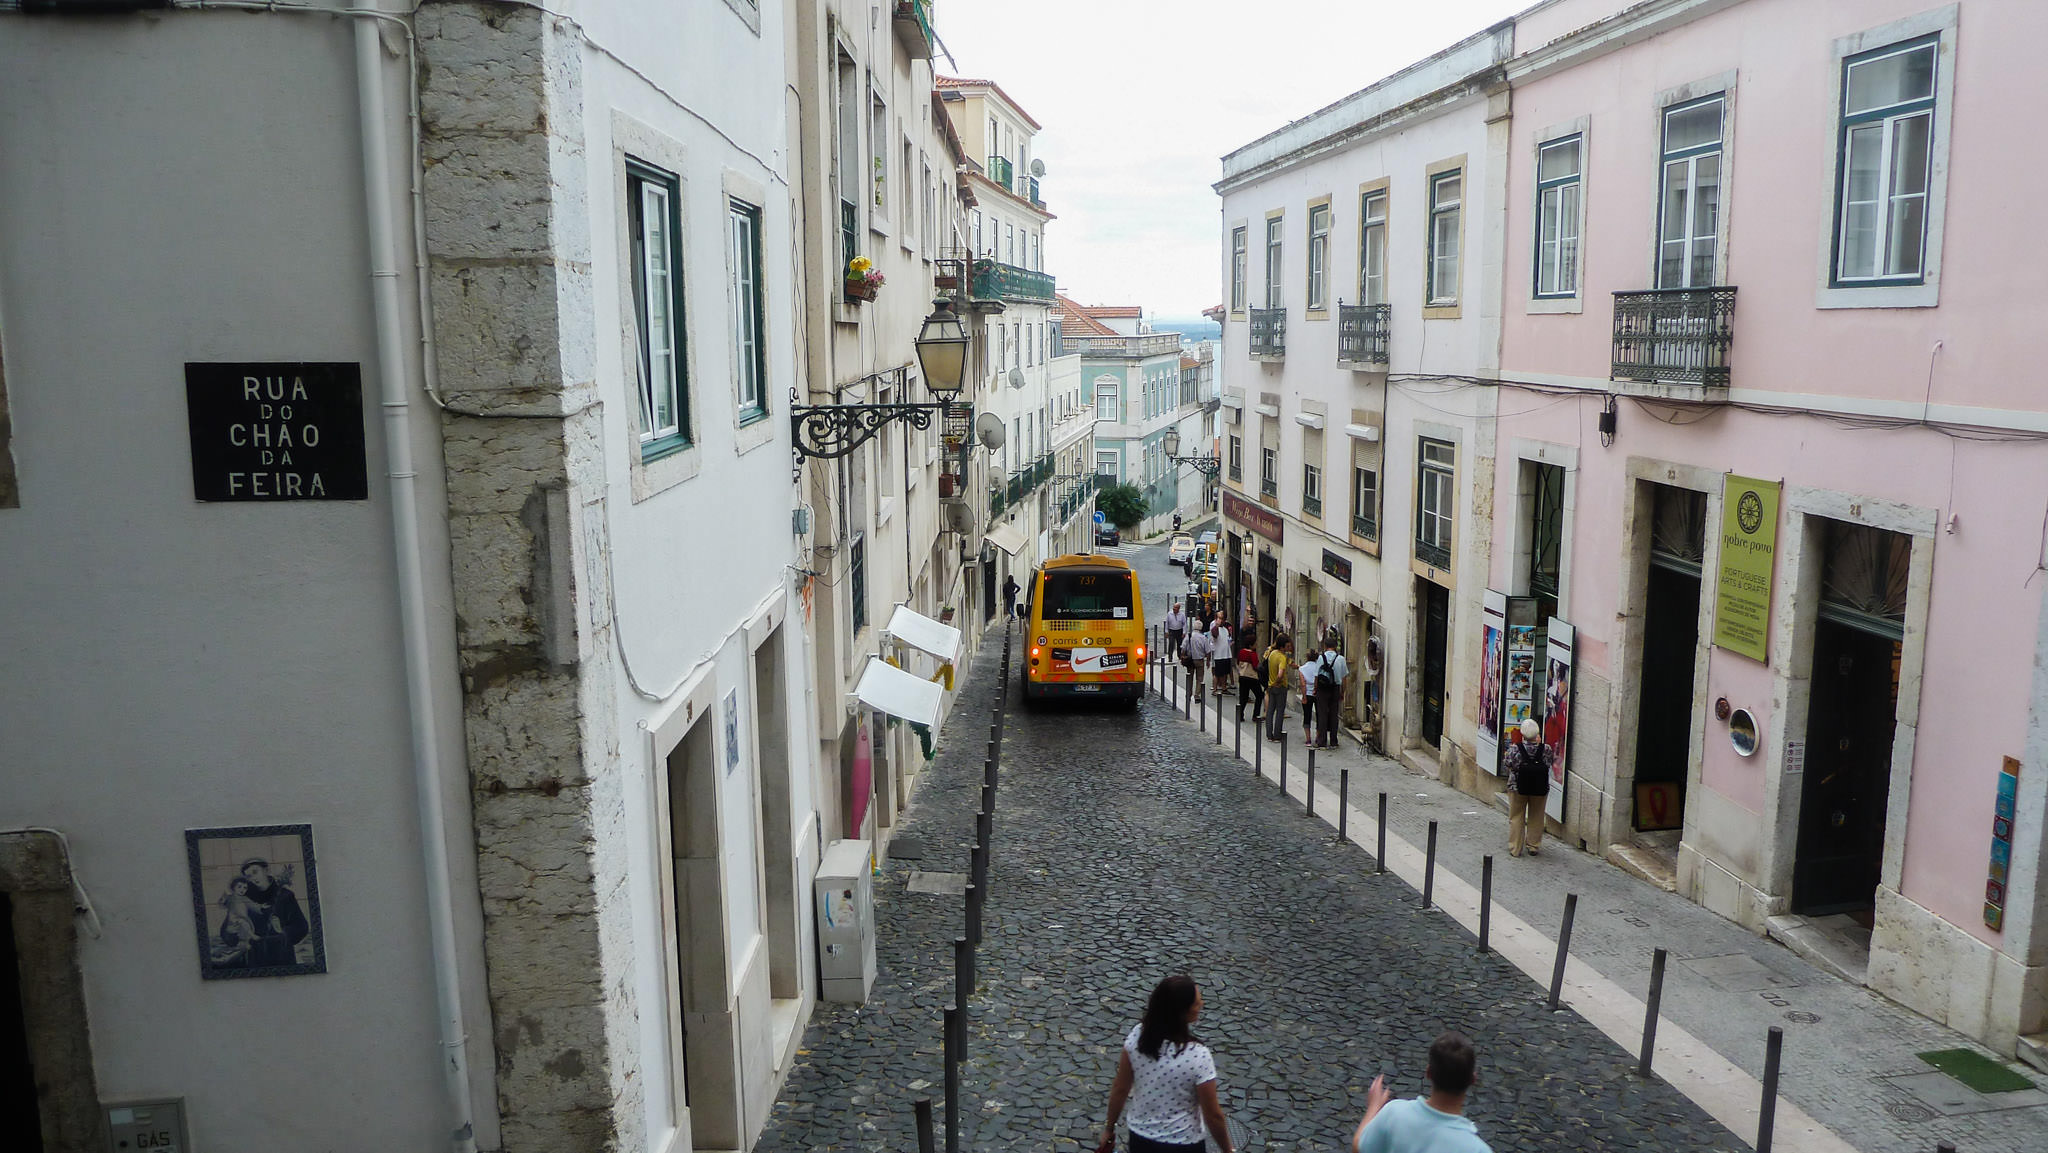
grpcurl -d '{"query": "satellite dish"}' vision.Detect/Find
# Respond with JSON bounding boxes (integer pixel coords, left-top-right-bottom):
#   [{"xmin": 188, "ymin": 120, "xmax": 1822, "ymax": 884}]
[
  {"xmin": 975, "ymin": 411, "xmax": 1006, "ymax": 450},
  {"xmin": 1008, "ymin": 368, "xmax": 1027, "ymax": 390},
  {"xmin": 1029, "ymin": 158, "xmax": 1046, "ymax": 177}
]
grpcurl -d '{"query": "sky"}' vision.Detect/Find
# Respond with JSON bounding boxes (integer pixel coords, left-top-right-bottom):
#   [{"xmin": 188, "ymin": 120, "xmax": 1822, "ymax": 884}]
[{"xmin": 933, "ymin": 0, "xmax": 1531, "ymax": 318}]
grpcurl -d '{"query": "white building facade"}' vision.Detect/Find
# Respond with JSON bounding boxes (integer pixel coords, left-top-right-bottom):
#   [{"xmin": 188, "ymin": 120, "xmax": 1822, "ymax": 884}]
[
  {"xmin": 1215, "ymin": 24, "xmax": 1512, "ymax": 767},
  {"xmin": 0, "ymin": 2, "xmax": 847, "ymax": 1150}
]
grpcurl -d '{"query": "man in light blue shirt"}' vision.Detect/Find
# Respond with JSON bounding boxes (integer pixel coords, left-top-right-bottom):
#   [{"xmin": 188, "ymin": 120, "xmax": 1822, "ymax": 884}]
[{"xmin": 1352, "ymin": 1032, "xmax": 1493, "ymax": 1153}]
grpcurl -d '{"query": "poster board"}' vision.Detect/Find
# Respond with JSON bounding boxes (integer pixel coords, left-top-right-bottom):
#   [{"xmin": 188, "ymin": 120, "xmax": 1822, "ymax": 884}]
[
  {"xmin": 1713, "ymin": 474, "xmax": 1781, "ymax": 663},
  {"xmin": 1477, "ymin": 590, "xmax": 1508, "ymax": 775},
  {"xmin": 1543, "ymin": 618, "xmax": 1575, "ymax": 824},
  {"xmin": 1504, "ymin": 597, "xmax": 1546, "ymax": 740}
]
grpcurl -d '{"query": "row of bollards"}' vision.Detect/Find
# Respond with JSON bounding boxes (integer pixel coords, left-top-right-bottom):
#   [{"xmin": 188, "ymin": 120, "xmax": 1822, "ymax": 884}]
[
  {"xmin": 1140, "ymin": 640, "xmax": 1820, "ymax": 1153},
  {"xmin": 917, "ymin": 618, "xmax": 1017, "ymax": 1153}
]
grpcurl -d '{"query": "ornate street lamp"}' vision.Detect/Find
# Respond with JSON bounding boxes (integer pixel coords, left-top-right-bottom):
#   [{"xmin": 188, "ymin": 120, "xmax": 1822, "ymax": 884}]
[
  {"xmin": 791, "ymin": 299, "xmax": 970, "ymax": 469},
  {"xmin": 1162, "ymin": 427, "xmax": 1221, "ymax": 478}
]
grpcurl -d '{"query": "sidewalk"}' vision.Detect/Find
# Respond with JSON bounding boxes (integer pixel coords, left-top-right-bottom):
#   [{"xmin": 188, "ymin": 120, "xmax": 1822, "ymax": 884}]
[{"xmin": 1154, "ymin": 666, "xmax": 2048, "ymax": 1153}]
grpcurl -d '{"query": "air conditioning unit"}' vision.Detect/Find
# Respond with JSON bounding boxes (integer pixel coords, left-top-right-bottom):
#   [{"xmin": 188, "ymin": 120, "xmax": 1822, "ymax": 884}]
[{"xmin": 942, "ymin": 501, "xmax": 976, "ymax": 535}]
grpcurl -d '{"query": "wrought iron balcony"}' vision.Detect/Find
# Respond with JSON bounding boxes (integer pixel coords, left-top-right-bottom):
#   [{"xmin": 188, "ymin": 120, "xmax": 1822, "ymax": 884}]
[
  {"xmin": 1611, "ymin": 287, "xmax": 1736, "ymax": 392},
  {"xmin": 1260, "ymin": 476, "xmax": 1278, "ymax": 499},
  {"xmin": 986, "ymin": 155, "xmax": 1014, "ymax": 190},
  {"xmin": 1337, "ymin": 303, "xmax": 1391, "ymax": 368},
  {"xmin": 1026, "ymin": 176, "xmax": 1043, "ymax": 207},
  {"xmin": 1303, "ymin": 494, "xmax": 1322, "ymax": 518},
  {"xmin": 970, "ymin": 259, "xmax": 1055, "ymax": 305},
  {"xmin": 891, "ymin": 0, "xmax": 936, "ymax": 59},
  {"xmin": 1351, "ymin": 513, "xmax": 1377, "ymax": 542},
  {"xmin": 1416, "ymin": 538, "xmax": 1451, "ymax": 571},
  {"xmin": 1248, "ymin": 308, "xmax": 1286, "ymax": 361}
]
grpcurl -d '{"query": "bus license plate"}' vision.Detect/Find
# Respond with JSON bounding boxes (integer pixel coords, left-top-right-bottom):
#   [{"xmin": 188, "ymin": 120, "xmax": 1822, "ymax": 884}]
[{"xmin": 1072, "ymin": 684, "xmax": 1101, "ymax": 692}]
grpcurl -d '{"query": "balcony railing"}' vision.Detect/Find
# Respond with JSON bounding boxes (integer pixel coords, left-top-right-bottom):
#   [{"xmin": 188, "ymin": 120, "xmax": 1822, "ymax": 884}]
[
  {"xmin": 1337, "ymin": 303, "xmax": 1391, "ymax": 368},
  {"xmin": 1067, "ymin": 332, "xmax": 1184, "ymax": 359},
  {"xmin": 891, "ymin": 0, "xmax": 936, "ymax": 59},
  {"xmin": 1026, "ymin": 176, "xmax": 1043, "ymax": 207},
  {"xmin": 1416, "ymin": 538, "xmax": 1451, "ymax": 571},
  {"xmin": 1260, "ymin": 476, "xmax": 1278, "ymax": 499},
  {"xmin": 1248, "ymin": 308, "xmax": 1286, "ymax": 360},
  {"xmin": 986, "ymin": 155, "xmax": 1015, "ymax": 190},
  {"xmin": 971, "ymin": 259, "xmax": 1055, "ymax": 305},
  {"xmin": 1228, "ymin": 460, "xmax": 1242, "ymax": 482},
  {"xmin": 1303, "ymin": 494, "xmax": 1322, "ymax": 518},
  {"xmin": 991, "ymin": 452, "xmax": 1057, "ymax": 516},
  {"xmin": 1611, "ymin": 287, "xmax": 1736, "ymax": 391},
  {"xmin": 1351, "ymin": 513, "xmax": 1378, "ymax": 542}
]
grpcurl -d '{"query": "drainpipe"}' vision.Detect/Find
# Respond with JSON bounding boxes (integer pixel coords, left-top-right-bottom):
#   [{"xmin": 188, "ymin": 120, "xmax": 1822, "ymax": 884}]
[{"xmin": 354, "ymin": 6, "xmax": 478, "ymax": 1151}]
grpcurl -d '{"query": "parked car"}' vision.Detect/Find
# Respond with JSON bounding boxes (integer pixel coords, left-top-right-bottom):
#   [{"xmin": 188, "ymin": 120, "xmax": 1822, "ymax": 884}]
[
  {"xmin": 1166, "ymin": 533, "xmax": 1196, "ymax": 566},
  {"xmin": 1095, "ymin": 524, "xmax": 1121, "ymax": 546}
]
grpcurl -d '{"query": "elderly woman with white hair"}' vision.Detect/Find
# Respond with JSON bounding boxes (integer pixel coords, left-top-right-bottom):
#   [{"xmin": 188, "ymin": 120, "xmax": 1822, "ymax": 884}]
[{"xmin": 1502, "ymin": 718, "xmax": 1553, "ymax": 857}]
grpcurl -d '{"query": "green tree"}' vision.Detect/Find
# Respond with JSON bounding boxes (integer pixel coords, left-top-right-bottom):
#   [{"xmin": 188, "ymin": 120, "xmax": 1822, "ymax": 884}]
[{"xmin": 1097, "ymin": 482, "xmax": 1147, "ymax": 531}]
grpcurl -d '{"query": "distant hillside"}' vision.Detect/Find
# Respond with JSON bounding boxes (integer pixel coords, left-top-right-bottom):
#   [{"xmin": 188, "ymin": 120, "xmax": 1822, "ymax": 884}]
[{"xmin": 1153, "ymin": 317, "xmax": 1221, "ymax": 342}]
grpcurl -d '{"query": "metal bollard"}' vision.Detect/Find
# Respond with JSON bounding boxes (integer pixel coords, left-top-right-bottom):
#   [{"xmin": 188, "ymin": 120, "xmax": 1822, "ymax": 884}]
[
  {"xmin": 1305, "ymin": 745, "xmax": 1316, "ymax": 817},
  {"xmin": 1183, "ymin": 666, "xmax": 1192, "ymax": 719},
  {"xmin": 1422, "ymin": 821, "xmax": 1438, "ymax": 909},
  {"xmin": 1279, "ymin": 733, "xmax": 1289, "ymax": 798},
  {"xmin": 915, "ymin": 1097, "xmax": 936, "ymax": 1153},
  {"xmin": 966, "ymin": 882, "xmax": 982, "ymax": 947},
  {"xmin": 1547, "ymin": 894, "xmax": 1579, "ymax": 1011},
  {"xmin": 1758, "ymin": 1027, "xmax": 1784, "ymax": 1153},
  {"xmin": 1200, "ymin": 685, "xmax": 1208, "ymax": 734},
  {"xmin": 953, "ymin": 937, "xmax": 972, "ymax": 1055},
  {"xmin": 1639, "ymin": 948, "xmax": 1668, "ymax": 1078},
  {"xmin": 1337, "ymin": 769, "xmax": 1350, "ymax": 843},
  {"xmin": 1234, "ymin": 709, "xmax": 1243, "ymax": 759},
  {"xmin": 1215, "ymin": 696, "xmax": 1223, "ymax": 745},
  {"xmin": 1254, "ymin": 717, "xmax": 1264, "ymax": 776},
  {"xmin": 1479, "ymin": 855, "xmax": 1493, "ymax": 952},
  {"xmin": 1377, "ymin": 792, "xmax": 1388, "ymax": 875},
  {"xmin": 943, "ymin": 1006, "xmax": 960, "ymax": 1153}
]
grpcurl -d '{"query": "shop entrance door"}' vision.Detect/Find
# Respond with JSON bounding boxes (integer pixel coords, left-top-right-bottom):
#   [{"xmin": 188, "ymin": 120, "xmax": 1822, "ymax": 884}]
[
  {"xmin": 1634, "ymin": 485, "xmax": 1707, "ymax": 832},
  {"xmin": 1420, "ymin": 580, "xmax": 1449, "ymax": 746},
  {"xmin": 1794, "ymin": 618, "xmax": 1901, "ymax": 913}
]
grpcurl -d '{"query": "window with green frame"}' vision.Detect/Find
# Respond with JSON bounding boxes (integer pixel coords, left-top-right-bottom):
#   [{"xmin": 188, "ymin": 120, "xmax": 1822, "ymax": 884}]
[
  {"xmin": 1533, "ymin": 136, "xmax": 1582, "ymax": 298},
  {"xmin": 1832, "ymin": 36, "xmax": 1938, "ymax": 285},
  {"xmin": 628, "ymin": 159, "xmax": 688, "ymax": 456},
  {"xmin": 729, "ymin": 197, "xmax": 767, "ymax": 423}
]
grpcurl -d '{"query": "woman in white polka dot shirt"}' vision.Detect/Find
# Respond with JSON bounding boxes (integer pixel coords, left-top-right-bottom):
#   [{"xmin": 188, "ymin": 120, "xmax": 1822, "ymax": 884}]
[{"xmin": 1096, "ymin": 975, "xmax": 1235, "ymax": 1153}]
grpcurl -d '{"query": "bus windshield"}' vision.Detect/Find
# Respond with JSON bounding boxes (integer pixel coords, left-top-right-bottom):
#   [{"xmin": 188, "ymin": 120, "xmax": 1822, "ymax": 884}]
[{"xmin": 1040, "ymin": 569, "xmax": 1134, "ymax": 621}]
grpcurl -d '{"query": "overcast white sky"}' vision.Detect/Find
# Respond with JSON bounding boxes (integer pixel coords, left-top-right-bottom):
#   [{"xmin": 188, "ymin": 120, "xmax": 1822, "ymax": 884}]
[{"xmin": 934, "ymin": 0, "xmax": 1530, "ymax": 319}]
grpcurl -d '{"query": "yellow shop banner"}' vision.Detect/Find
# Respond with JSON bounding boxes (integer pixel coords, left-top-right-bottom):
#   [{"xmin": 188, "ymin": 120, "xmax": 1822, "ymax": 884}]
[{"xmin": 1713, "ymin": 474, "xmax": 1781, "ymax": 663}]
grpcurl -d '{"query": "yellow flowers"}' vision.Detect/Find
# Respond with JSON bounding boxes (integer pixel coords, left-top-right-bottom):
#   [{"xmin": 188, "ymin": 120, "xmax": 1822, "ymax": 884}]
[{"xmin": 847, "ymin": 256, "xmax": 873, "ymax": 275}]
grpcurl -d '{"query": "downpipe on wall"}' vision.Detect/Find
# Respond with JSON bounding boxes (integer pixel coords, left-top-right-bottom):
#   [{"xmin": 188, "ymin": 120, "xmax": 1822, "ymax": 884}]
[{"xmin": 353, "ymin": 4, "xmax": 478, "ymax": 1151}]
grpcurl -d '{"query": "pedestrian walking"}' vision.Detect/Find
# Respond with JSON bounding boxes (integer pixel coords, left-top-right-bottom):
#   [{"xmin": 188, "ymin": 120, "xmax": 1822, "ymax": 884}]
[
  {"xmin": 1236, "ymin": 644, "xmax": 1264, "ymax": 721},
  {"xmin": 1503, "ymin": 718, "xmax": 1552, "ymax": 857},
  {"xmin": 1263, "ymin": 636, "xmax": 1294, "ymax": 741},
  {"xmin": 1002, "ymin": 573, "xmax": 1020, "ymax": 621},
  {"xmin": 1183, "ymin": 626, "xmax": 1214, "ymax": 701},
  {"xmin": 1298, "ymin": 648, "xmax": 1320, "ymax": 741},
  {"xmin": 1210, "ymin": 617, "xmax": 1235, "ymax": 696},
  {"xmin": 1350, "ymin": 1031, "xmax": 1493, "ymax": 1153},
  {"xmin": 1313, "ymin": 637, "xmax": 1349, "ymax": 748},
  {"xmin": 1164, "ymin": 601, "xmax": 1188, "ymax": 663},
  {"xmin": 1096, "ymin": 975, "xmax": 1237, "ymax": 1153}
]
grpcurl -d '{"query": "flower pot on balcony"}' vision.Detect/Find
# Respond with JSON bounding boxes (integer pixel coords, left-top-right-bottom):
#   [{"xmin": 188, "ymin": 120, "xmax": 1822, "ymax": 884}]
[
  {"xmin": 844, "ymin": 277, "xmax": 878, "ymax": 303},
  {"xmin": 938, "ymin": 473, "xmax": 957, "ymax": 498}
]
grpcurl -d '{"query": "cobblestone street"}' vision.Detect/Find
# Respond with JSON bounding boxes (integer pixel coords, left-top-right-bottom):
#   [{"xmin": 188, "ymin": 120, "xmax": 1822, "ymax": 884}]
[{"xmin": 755, "ymin": 619, "xmax": 1744, "ymax": 1153}]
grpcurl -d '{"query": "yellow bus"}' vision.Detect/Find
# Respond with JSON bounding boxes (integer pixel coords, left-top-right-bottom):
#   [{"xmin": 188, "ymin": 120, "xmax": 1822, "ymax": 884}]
[{"xmin": 1022, "ymin": 554, "xmax": 1147, "ymax": 705}]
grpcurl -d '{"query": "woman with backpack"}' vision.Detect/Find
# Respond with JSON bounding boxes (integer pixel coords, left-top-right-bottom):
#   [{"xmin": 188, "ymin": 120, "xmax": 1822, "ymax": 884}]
[
  {"xmin": 1095, "ymin": 975, "xmax": 1237, "ymax": 1153},
  {"xmin": 1502, "ymin": 718, "xmax": 1552, "ymax": 857}
]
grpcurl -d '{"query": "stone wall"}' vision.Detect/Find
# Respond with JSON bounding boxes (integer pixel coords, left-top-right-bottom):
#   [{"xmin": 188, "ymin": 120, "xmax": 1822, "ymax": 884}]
[{"xmin": 417, "ymin": 5, "xmax": 637, "ymax": 1150}]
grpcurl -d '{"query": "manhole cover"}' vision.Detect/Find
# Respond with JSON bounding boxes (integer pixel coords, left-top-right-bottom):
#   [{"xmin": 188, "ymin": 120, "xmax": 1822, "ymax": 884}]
[
  {"xmin": 1884, "ymin": 1101, "xmax": 1936, "ymax": 1123},
  {"xmin": 906, "ymin": 870, "xmax": 968, "ymax": 895},
  {"xmin": 1785, "ymin": 1011, "xmax": 1822, "ymax": 1024},
  {"xmin": 888, "ymin": 836, "xmax": 926, "ymax": 861}
]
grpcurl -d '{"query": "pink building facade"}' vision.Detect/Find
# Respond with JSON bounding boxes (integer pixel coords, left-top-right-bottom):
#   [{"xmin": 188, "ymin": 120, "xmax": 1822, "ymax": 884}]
[{"xmin": 1491, "ymin": 0, "xmax": 2048, "ymax": 1058}]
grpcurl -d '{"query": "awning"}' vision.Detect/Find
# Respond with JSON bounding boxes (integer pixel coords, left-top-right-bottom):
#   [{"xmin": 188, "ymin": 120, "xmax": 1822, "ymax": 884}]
[
  {"xmin": 885, "ymin": 604, "xmax": 964, "ymax": 665},
  {"xmin": 853, "ymin": 658, "xmax": 945, "ymax": 727},
  {"xmin": 1343, "ymin": 423, "xmax": 1381, "ymax": 442},
  {"xmin": 984, "ymin": 520, "xmax": 1028, "ymax": 556},
  {"xmin": 1294, "ymin": 412, "xmax": 1326, "ymax": 430}
]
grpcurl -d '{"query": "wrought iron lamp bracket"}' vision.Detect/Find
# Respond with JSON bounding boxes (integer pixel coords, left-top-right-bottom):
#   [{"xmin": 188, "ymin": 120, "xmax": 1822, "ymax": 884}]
[{"xmin": 788, "ymin": 371, "xmax": 950, "ymax": 479}]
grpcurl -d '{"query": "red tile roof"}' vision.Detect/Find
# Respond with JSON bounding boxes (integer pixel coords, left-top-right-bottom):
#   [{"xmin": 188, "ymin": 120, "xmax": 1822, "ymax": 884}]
[
  {"xmin": 936, "ymin": 76, "xmax": 1044, "ymax": 130},
  {"xmin": 1086, "ymin": 305, "xmax": 1142, "ymax": 318},
  {"xmin": 1054, "ymin": 293, "xmax": 1119, "ymax": 337}
]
